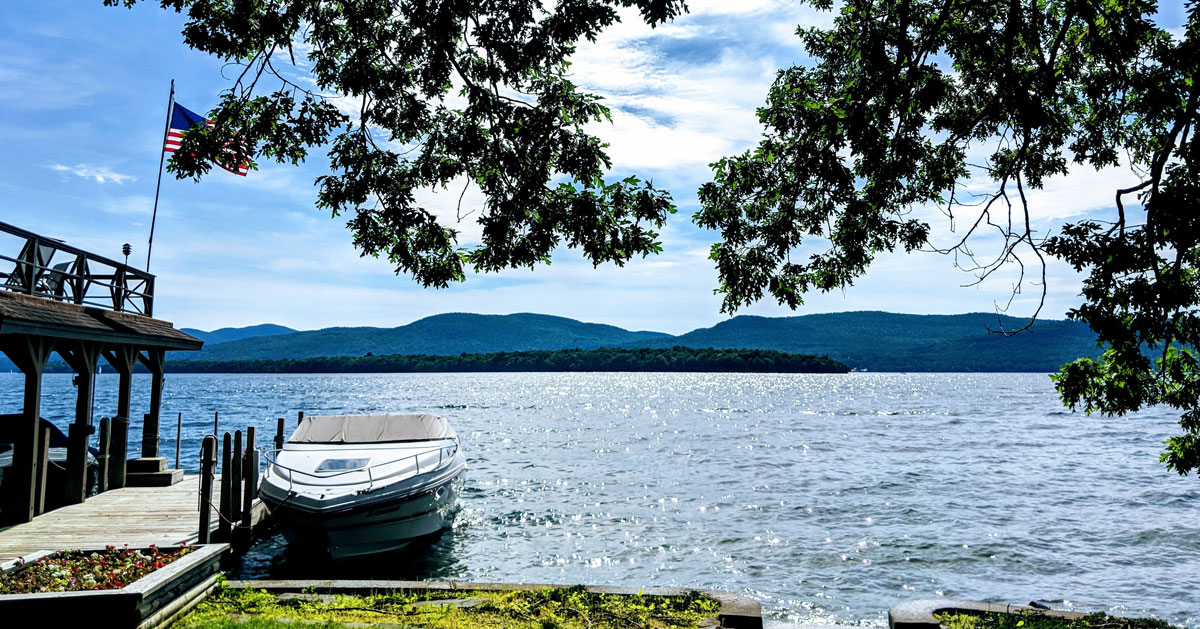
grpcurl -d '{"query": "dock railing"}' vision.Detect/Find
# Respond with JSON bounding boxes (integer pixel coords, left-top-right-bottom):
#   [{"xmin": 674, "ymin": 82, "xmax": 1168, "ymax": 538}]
[{"xmin": 0, "ymin": 220, "xmax": 154, "ymax": 316}]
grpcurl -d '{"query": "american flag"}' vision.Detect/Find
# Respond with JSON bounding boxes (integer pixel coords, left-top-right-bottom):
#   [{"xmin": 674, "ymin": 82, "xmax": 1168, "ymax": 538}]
[{"xmin": 163, "ymin": 102, "xmax": 249, "ymax": 176}]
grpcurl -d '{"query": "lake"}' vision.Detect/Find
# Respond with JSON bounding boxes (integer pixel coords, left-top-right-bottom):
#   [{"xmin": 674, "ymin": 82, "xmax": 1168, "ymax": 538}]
[{"xmin": 3, "ymin": 372, "xmax": 1197, "ymax": 626}]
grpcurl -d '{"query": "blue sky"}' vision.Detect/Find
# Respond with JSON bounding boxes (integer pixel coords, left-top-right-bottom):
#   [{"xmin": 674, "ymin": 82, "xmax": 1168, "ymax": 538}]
[{"xmin": 0, "ymin": 1, "xmax": 1176, "ymax": 334}]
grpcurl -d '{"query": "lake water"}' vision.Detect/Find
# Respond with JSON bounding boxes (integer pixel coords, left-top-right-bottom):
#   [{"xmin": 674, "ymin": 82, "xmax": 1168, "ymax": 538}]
[{"xmin": 3, "ymin": 372, "xmax": 1197, "ymax": 626}]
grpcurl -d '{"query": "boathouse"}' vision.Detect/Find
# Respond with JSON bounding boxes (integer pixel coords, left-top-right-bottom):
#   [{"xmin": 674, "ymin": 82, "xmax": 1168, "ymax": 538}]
[{"xmin": 0, "ymin": 221, "xmax": 202, "ymax": 525}]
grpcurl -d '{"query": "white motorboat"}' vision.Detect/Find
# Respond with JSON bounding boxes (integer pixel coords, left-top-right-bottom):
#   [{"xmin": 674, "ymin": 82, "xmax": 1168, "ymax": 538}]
[{"xmin": 259, "ymin": 413, "xmax": 466, "ymax": 560}]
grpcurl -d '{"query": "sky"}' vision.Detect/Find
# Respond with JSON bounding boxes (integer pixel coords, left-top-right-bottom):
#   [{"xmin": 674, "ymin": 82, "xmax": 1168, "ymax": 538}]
[{"xmin": 0, "ymin": 1, "xmax": 1183, "ymax": 334}]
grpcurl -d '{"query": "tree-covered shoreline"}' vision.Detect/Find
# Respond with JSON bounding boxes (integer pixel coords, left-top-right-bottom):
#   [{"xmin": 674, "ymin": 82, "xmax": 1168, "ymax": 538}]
[{"xmin": 144, "ymin": 347, "xmax": 849, "ymax": 375}]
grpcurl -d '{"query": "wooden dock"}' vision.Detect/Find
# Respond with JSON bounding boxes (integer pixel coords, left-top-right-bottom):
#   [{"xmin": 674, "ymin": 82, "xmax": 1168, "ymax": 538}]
[{"xmin": 0, "ymin": 475, "xmax": 262, "ymax": 564}]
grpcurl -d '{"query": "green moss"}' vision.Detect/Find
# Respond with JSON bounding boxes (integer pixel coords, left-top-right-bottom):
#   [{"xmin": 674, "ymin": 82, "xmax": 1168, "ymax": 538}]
[
  {"xmin": 936, "ymin": 611, "xmax": 1180, "ymax": 629},
  {"xmin": 177, "ymin": 584, "xmax": 721, "ymax": 629}
]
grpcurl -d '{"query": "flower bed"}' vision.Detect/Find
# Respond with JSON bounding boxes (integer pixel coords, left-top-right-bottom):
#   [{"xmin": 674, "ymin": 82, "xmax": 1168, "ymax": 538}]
[
  {"xmin": 0, "ymin": 544, "xmax": 227, "ymax": 628},
  {"xmin": 0, "ymin": 544, "xmax": 194, "ymax": 594}
]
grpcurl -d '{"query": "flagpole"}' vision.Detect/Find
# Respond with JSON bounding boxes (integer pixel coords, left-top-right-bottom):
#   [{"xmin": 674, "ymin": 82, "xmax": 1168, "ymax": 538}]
[{"xmin": 147, "ymin": 79, "xmax": 175, "ymax": 272}]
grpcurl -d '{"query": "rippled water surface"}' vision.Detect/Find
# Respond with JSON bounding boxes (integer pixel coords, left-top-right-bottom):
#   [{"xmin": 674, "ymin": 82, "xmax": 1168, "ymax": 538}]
[{"xmin": 5, "ymin": 372, "xmax": 1197, "ymax": 626}]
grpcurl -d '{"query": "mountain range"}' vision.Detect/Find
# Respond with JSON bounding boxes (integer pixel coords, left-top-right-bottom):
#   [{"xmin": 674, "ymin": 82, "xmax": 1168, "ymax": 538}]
[{"xmin": 167, "ymin": 311, "xmax": 1100, "ymax": 373}]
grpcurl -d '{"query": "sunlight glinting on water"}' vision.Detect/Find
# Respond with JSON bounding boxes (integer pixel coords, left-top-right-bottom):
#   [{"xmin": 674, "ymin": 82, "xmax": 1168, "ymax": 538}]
[{"xmin": 3, "ymin": 372, "xmax": 1197, "ymax": 627}]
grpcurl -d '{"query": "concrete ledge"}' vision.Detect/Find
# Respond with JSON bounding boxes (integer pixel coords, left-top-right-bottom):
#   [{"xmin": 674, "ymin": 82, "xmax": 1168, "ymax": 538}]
[
  {"xmin": 227, "ymin": 579, "xmax": 763, "ymax": 628},
  {"xmin": 889, "ymin": 599, "xmax": 1089, "ymax": 629}
]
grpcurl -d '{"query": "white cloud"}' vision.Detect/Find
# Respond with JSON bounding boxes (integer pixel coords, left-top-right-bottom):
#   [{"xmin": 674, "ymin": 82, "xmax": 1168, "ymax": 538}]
[{"xmin": 47, "ymin": 163, "xmax": 136, "ymax": 184}]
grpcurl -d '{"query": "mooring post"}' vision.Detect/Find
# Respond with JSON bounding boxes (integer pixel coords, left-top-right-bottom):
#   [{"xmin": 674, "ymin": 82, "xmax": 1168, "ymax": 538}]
[
  {"xmin": 174, "ymin": 411, "xmax": 182, "ymax": 470},
  {"xmin": 199, "ymin": 435, "xmax": 216, "ymax": 544},
  {"xmin": 213, "ymin": 411, "xmax": 219, "ymax": 436},
  {"xmin": 96, "ymin": 417, "xmax": 111, "ymax": 494},
  {"xmin": 297, "ymin": 410, "xmax": 304, "ymax": 426},
  {"xmin": 218, "ymin": 432, "xmax": 232, "ymax": 540},
  {"xmin": 34, "ymin": 425, "xmax": 50, "ymax": 516},
  {"xmin": 230, "ymin": 429, "xmax": 243, "ymax": 539},
  {"xmin": 274, "ymin": 417, "xmax": 285, "ymax": 452},
  {"xmin": 240, "ymin": 427, "xmax": 258, "ymax": 543}
]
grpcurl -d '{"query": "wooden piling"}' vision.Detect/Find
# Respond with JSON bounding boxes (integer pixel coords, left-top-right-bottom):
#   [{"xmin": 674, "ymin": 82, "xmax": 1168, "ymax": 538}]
[
  {"xmin": 274, "ymin": 417, "xmax": 285, "ymax": 452},
  {"xmin": 198, "ymin": 435, "xmax": 216, "ymax": 544},
  {"xmin": 243, "ymin": 449, "xmax": 259, "ymax": 526},
  {"xmin": 297, "ymin": 410, "xmax": 304, "ymax": 426},
  {"xmin": 230, "ymin": 429, "xmax": 243, "ymax": 538},
  {"xmin": 213, "ymin": 411, "xmax": 219, "ymax": 436},
  {"xmin": 96, "ymin": 417, "xmax": 110, "ymax": 494},
  {"xmin": 240, "ymin": 427, "xmax": 258, "ymax": 545},
  {"xmin": 33, "ymin": 425, "xmax": 49, "ymax": 516},
  {"xmin": 218, "ymin": 432, "xmax": 231, "ymax": 540},
  {"xmin": 175, "ymin": 411, "xmax": 182, "ymax": 470}
]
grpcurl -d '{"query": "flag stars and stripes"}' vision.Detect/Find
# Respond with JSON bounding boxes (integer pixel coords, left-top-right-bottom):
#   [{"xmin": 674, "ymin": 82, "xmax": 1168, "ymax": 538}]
[{"xmin": 162, "ymin": 102, "xmax": 249, "ymax": 176}]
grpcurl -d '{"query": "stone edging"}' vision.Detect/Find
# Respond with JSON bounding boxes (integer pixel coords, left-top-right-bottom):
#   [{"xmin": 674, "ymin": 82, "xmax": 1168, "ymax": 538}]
[
  {"xmin": 889, "ymin": 599, "xmax": 1090, "ymax": 629},
  {"xmin": 227, "ymin": 579, "xmax": 763, "ymax": 629}
]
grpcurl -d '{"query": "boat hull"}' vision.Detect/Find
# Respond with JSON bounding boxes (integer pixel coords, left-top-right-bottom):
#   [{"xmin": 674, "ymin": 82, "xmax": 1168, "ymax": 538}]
[{"xmin": 264, "ymin": 472, "xmax": 463, "ymax": 561}]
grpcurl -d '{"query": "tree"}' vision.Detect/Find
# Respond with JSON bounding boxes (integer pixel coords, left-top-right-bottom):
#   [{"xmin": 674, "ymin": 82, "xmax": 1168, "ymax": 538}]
[
  {"xmin": 696, "ymin": 0, "xmax": 1200, "ymax": 474},
  {"xmin": 115, "ymin": 0, "xmax": 1200, "ymax": 474},
  {"xmin": 106, "ymin": 0, "xmax": 686, "ymax": 287}
]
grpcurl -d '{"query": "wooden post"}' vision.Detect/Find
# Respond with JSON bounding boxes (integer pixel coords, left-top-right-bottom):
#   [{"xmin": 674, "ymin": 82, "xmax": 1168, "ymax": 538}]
[
  {"xmin": 34, "ymin": 425, "xmax": 50, "ymax": 516},
  {"xmin": 109, "ymin": 413, "xmax": 128, "ymax": 490},
  {"xmin": 245, "ymin": 426, "xmax": 256, "ymax": 462},
  {"xmin": 230, "ymin": 429, "xmax": 243, "ymax": 536},
  {"xmin": 1, "ymin": 336, "xmax": 52, "ymax": 524},
  {"xmin": 175, "ymin": 411, "xmax": 182, "ymax": 470},
  {"xmin": 102, "ymin": 346, "xmax": 137, "ymax": 490},
  {"xmin": 240, "ymin": 427, "xmax": 258, "ymax": 542},
  {"xmin": 198, "ymin": 435, "xmax": 216, "ymax": 544},
  {"xmin": 138, "ymin": 349, "xmax": 165, "ymax": 457},
  {"xmin": 58, "ymin": 340, "xmax": 100, "ymax": 505},
  {"xmin": 218, "ymin": 432, "xmax": 232, "ymax": 540},
  {"xmin": 298, "ymin": 410, "xmax": 304, "ymax": 425},
  {"xmin": 242, "ymin": 450, "xmax": 259, "ymax": 527},
  {"xmin": 274, "ymin": 417, "xmax": 285, "ymax": 452},
  {"xmin": 213, "ymin": 411, "xmax": 219, "ymax": 436},
  {"xmin": 96, "ymin": 417, "xmax": 111, "ymax": 494}
]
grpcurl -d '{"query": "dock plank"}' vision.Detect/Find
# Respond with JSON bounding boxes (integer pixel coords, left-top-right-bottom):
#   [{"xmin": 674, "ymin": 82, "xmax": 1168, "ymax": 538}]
[{"xmin": 0, "ymin": 474, "xmax": 258, "ymax": 563}]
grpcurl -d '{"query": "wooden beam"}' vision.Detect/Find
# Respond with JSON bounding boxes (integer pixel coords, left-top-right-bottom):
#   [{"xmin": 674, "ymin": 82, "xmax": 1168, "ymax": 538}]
[
  {"xmin": 0, "ymin": 335, "xmax": 52, "ymax": 524},
  {"xmin": 102, "ymin": 346, "xmax": 139, "ymax": 489},
  {"xmin": 137, "ymin": 349, "xmax": 165, "ymax": 458},
  {"xmin": 57, "ymin": 340, "xmax": 101, "ymax": 505}
]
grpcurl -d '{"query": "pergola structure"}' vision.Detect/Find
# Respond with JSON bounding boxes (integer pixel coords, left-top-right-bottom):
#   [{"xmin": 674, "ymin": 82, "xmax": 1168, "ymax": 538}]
[{"xmin": 0, "ymin": 221, "xmax": 202, "ymax": 524}]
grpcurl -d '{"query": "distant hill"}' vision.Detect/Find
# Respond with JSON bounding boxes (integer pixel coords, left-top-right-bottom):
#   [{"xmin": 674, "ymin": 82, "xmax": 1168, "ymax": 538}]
[
  {"xmin": 177, "ymin": 313, "xmax": 672, "ymax": 362},
  {"xmin": 622, "ymin": 311, "xmax": 1102, "ymax": 372},
  {"xmin": 180, "ymin": 323, "xmax": 296, "ymax": 345},
  {"xmin": 6, "ymin": 311, "xmax": 1104, "ymax": 374}
]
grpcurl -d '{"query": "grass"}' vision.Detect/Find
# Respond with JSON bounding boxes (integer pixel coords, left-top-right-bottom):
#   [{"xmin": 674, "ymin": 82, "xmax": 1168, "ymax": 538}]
[
  {"xmin": 177, "ymin": 581, "xmax": 722, "ymax": 628},
  {"xmin": 937, "ymin": 611, "xmax": 1181, "ymax": 629}
]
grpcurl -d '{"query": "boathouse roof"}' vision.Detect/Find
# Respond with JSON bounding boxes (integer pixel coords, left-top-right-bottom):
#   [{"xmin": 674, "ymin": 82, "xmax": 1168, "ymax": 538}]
[{"xmin": 0, "ymin": 290, "xmax": 200, "ymax": 350}]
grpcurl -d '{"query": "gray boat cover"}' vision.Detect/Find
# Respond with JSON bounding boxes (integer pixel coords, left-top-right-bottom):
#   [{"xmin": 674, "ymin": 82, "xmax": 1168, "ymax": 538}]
[{"xmin": 289, "ymin": 414, "xmax": 456, "ymax": 444}]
